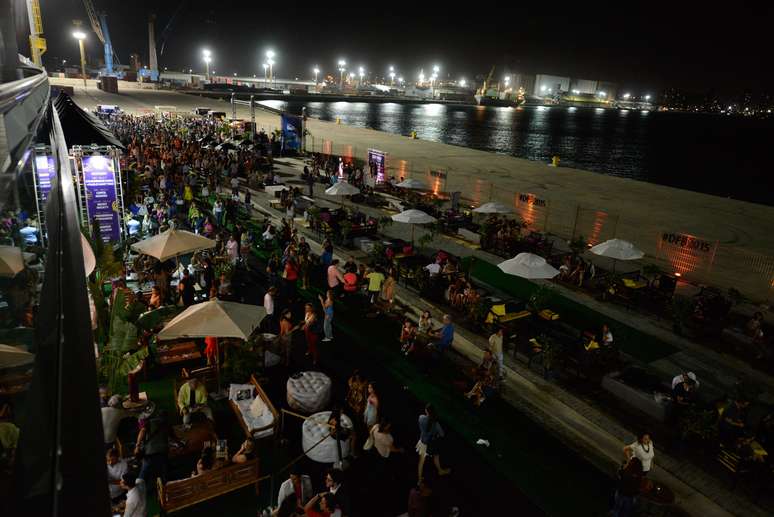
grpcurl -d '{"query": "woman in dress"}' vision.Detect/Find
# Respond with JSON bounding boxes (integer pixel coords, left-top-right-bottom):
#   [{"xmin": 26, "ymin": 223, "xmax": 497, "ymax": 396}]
[
  {"xmin": 381, "ymin": 269, "xmax": 396, "ymax": 311},
  {"xmin": 318, "ymin": 290, "xmax": 335, "ymax": 342},
  {"xmin": 364, "ymin": 382, "xmax": 380, "ymax": 430}
]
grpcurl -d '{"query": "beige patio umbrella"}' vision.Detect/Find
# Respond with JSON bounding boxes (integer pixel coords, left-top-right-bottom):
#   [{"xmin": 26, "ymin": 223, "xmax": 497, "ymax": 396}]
[
  {"xmin": 0, "ymin": 246, "xmax": 35, "ymax": 278},
  {"xmin": 0, "ymin": 344, "xmax": 34, "ymax": 369},
  {"xmin": 131, "ymin": 228, "xmax": 215, "ymax": 262},
  {"xmin": 157, "ymin": 299, "xmax": 266, "ymax": 341}
]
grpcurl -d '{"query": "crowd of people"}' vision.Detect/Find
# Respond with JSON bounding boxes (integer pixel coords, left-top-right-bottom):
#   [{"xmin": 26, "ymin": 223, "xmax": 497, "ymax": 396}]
[
  {"xmin": 93, "ymin": 112, "xmax": 482, "ymax": 517},
  {"xmin": 56, "ymin": 108, "xmax": 768, "ymax": 517}
]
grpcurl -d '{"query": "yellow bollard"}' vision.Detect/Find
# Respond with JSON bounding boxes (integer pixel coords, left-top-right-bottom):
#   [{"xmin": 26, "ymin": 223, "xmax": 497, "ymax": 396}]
[
  {"xmin": 551, "ymin": 155, "xmax": 560, "ymax": 167},
  {"xmin": 336, "ymin": 117, "xmax": 341, "ymax": 124}
]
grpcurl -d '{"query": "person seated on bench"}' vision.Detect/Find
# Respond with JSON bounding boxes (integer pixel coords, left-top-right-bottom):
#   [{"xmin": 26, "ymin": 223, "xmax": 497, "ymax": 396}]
[
  {"xmin": 304, "ymin": 492, "xmax": 342, "ymax": 517},
  {"xmin": 232, "ymin": 439, "xmax": 256, "ymax": 464},
  {"xmin": 119, "ymin": 472, "xmax": 146, "ymax": 517},
  {"xmin": 106, "ymin": 448, "xmax": 129, "ymax": 504},
  {"xmin": 465, "ymin": 350, "xmax": 500, "ymax": 407},
  {"xmin": 277, "ymin": 464, "xmax": 314, "ymax": 514},
  {"xmin": 192, "ymin": 446, "xmax": 216, "ymax": 477},
  {"xmin": 177, "ymin": 378, "xmax": 213, "ymax": 427}
]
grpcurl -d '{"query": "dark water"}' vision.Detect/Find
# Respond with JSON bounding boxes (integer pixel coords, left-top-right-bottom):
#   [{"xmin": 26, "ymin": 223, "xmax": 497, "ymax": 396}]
[{"xmin": 260, "ymin": 100, "xmax": 774, "ymax": 206}]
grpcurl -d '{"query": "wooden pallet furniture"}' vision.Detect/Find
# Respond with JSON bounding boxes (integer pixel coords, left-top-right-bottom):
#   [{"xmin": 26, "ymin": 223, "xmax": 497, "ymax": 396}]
[
  {"xmin": 229, "ymin": 374, "xmax": 279, "ymax": 440},
  {"xmin": 156, "ymin": 457, "xmax": 259, "ymax": 514}
]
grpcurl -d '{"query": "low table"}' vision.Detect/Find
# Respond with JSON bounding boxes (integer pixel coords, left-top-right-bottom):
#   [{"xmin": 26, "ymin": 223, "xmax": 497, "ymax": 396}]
[{"xmin": 169, "ymin": 420, "xmax": 217, "ymax": 459}]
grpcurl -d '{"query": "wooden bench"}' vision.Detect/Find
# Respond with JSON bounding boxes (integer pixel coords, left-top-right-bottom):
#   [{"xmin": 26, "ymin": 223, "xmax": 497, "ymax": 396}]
[{"xmin": 156, "ymin": 457, "xmax": 259, "ymax": 514}]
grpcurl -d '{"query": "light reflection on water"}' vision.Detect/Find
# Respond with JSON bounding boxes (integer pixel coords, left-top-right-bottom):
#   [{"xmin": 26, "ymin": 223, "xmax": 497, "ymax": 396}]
[{"xmin": 259, "ymin": 100, "xmax": 774, "ymax": 205}]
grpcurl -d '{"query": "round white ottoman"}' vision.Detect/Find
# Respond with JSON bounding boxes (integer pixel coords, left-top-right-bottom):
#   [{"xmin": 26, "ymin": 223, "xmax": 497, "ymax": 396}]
[
  {"xmin": 287, "ymin": 371, "xmax": 331, "ymax": 413},
  {"xmin": 302, "ymin": 411, "xmax": 353, "ymax": 463}
]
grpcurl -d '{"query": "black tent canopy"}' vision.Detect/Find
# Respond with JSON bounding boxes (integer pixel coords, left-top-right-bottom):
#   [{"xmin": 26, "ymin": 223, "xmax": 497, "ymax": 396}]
[{"xmin": 36, "ymin": 91, "xmax": 125, "ymax": 150}]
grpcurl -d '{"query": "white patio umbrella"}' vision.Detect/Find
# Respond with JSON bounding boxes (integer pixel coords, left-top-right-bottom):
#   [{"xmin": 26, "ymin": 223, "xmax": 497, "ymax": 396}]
[
  {"xmin": 82, "ymin": 234, "xmax": 96, "ymax": 276},
  {"xmin": 589, "ymin": 239, "xmax": 645, "ymax": 261},
  {"xmin": 325, "ymin": 181, "xmax": 361, "ymax": 206},
  {"xmin": 0, "ymin": 344, "xmax": 34, "ymax": 369},
  {"xmin": 396, "ymin": 178, "xmax": 427, "ymax": 190},
  {"xmin": 131, "ymin": 228, "xmax": 216, "ymax": 262},
  {"xmin": 472, "ymin": 202, "xmax": 513, "ymax": 214},
  {"xmin": 0, "ymin": 246, "xmax": 35, "ymax": 278},
  {"xmin": 392, "ymin": 209, "xmax": 437, "ymax": 244},
  {"xmin": 589, "ymin": 238, "xmax": 644, "ymax": 272},
  {"xmin": 157, "ymin": 299, "xmax": 266, "ymax": 341},
  {"xmin": 498, "ymin": 252, "xmax": 559, "ymax": 280}
]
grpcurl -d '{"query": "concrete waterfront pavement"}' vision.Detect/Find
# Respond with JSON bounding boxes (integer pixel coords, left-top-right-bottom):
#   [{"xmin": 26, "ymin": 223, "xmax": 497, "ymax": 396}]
[{"xmin": 60, "ymin": 79, "xmax": 774, "ymax": 298}]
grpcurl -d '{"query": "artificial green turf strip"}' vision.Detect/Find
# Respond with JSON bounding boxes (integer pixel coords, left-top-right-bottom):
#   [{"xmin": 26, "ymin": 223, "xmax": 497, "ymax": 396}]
[
  {"xmin": 329, "ymin": 304, "xmax": 611, "ymax": 516},
  {"xmin": 462, "ymin": 256, "xmax": 678, "ymax": 363}
]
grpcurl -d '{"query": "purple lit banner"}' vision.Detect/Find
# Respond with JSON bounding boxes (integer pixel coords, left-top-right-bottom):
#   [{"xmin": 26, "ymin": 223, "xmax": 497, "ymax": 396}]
[
  {"xmin": 34, "ymin": 155, "xmax": 54, "ymax": 205},
  {"xmin": 368, "ymin": 149, "xmax": 386, "ymax": 184},
  {"xmin": 82, "ymin": 155, "xmax": 121, "ymax": 242}
]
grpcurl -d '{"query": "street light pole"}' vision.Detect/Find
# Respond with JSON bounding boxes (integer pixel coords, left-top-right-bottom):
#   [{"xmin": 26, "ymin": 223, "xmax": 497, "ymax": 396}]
[
  {"xmin": 202, "ymin": 49, "xmax": 212, "ymax": 82},
  {"xmin": 338, "ymin": 59, "xmax": 346, "ymax": 90},
  {"xmin": 72, "ymin": 31, "xmax": 87, "ymax": 87}
]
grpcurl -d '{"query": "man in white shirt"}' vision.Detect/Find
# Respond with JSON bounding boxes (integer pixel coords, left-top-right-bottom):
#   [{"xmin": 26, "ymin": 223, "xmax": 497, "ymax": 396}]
[
  {"xmin": 120, "ymin": 473, "xmax": 146, "ymax": 517},
  {"xmin": 277, "ymin": 466, "xmax": 313, "ymax": 513},
  {"xmin": 106, "ymin": 448, "xmax": 128, "ymax": 502},
  {"xmin": 262, "ymin": 287, "xmax": 277, "ymax": 332},
  {"xmin": 601, "ymin": 324, "xmax": 614, "ymax": 347},
  {"xmin": 424, "ymin": 258, "xmax": 442, "ymax": 276},
  {"xmin": 671, "ymin": 371, "xmax": 699, "ymax": 390},
  {"xmin": 230, "ymin": 176, "xmax": 240, "ymax": 194},
  {"xmin": 102, "ymin": 395, "xmax": 128, "ymax": 447}
]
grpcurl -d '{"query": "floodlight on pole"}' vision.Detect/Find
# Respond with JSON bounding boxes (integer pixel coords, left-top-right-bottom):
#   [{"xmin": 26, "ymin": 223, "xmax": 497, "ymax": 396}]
[
  {"xmin": 73, "ymin": 31, "xmax": 87, "ymax": 87},
  {"xmin": 645, "ymin": 94, "xmax": 651, "ymax": 101},
  {"xmin": 202, "ymin": 49, "xmax": 212, "ymax": 80},
  {"xmin": 313, "ymin": 66, "xmax": 320, "ymax": 84},
  {"xmin": 338, "ymin": 59, "xmax": 346, "ymax": 89},
  {"xmin": 459, "ymin": 78, "xmax": 466, "ymax": 87}
]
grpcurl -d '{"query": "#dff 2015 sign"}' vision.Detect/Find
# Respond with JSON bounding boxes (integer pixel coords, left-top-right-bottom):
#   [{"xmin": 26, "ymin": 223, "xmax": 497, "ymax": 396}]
[{"xmin": 82, "ymin": 154, "xmax": 121, "ymax": 242}]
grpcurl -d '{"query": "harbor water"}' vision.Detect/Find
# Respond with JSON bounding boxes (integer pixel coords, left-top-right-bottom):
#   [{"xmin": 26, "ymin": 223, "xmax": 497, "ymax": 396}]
[{"xmin": 260, "ymin": 100, "xmax": 774, "ymax": 206}]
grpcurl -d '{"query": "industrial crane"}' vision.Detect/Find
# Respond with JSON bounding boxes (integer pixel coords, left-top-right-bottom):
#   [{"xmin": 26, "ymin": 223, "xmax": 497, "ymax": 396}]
[
  {"xmin": 82, "ymin": 0, "xmax": 120, "ymax": 76},
  {"xmin": 477, "ymin": 66, "xmax": 495, "ymax": 96},
  {"xmin": 26, "ymin": 0, "xmax": 46, "ymax": 67}
]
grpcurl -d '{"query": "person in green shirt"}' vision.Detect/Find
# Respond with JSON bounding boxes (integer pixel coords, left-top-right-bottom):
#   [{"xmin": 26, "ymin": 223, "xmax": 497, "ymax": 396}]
[
  {"xmin": 366, "ymin": 267, "xmax": 386, "ymax": 304},
  {"xmin": 177, "ymin": 378, "xmax": 213, "ymax": 426}
]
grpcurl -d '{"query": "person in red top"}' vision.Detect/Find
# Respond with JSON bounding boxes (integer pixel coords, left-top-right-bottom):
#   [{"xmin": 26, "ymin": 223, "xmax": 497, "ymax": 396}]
[
  {"xmin": 303, "ymin": 492, "xmax": 341, "ymax": 517},
  {"xmin": 342, "ymin": 269, "xmax": 359, "ymax": 299},
  {"xmin": 284, "ymin": 252, "xmax": 300, "ymax": 301},
  {"xmin": 204, "ymin": 336, "xmax": 218, "ymax": 365}
]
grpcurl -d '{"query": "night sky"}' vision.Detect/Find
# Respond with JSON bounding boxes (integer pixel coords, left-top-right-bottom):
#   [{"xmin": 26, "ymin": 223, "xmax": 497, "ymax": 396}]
[{"xmin": 33, "ymin": 0, "xmax": 774, "ymax": 94}]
